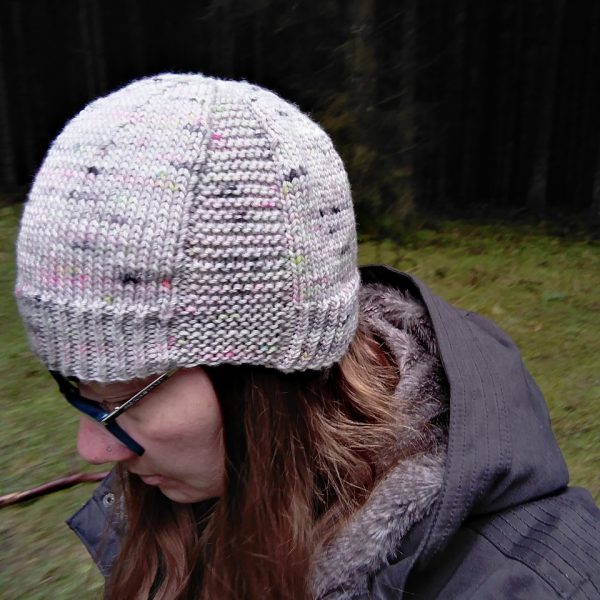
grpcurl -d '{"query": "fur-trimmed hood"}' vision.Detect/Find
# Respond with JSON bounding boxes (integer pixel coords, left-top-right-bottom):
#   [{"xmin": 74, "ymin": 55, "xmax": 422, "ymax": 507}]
[{"xmin": 311, "ymin": 284, "xmax": 449, "ymax": 599}]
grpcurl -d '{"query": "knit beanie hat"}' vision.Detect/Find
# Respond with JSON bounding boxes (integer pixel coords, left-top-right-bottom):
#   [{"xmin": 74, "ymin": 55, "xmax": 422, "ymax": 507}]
[{"xmin": 15, "ymin": 73, "xmax": 360, "ymax": 381}]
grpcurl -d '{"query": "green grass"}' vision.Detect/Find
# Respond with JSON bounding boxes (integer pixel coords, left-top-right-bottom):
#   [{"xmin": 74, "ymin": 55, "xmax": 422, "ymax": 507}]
[
  {"xmin": 1, "ymin": 203, "xmax": 599, "ymax": 599},
  {"xmin": 0, "ymin": 203, "xmax": 105, "ymax": 599}
]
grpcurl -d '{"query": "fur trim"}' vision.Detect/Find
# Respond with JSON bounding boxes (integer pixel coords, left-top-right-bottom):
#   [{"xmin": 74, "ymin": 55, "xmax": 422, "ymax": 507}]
[{"xmin": 311, "ymin": 284, "xmax": 449, "ymax": 599}]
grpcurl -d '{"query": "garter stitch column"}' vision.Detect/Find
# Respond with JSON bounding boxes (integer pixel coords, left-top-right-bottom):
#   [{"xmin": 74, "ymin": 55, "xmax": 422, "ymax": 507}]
[{"xmin": 15, "ymin": 73, "xmax": 360, "ymax": 381}]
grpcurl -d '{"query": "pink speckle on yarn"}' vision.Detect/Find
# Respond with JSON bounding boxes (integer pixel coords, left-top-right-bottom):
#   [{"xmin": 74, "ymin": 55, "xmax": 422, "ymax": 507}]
[
  {"xmin": 161, "ymin": 279, "xmax": 171, "ymax": 289},
  {"xmin": 211, "ymin": 133, "xmax": 222, "ymax": 140}
]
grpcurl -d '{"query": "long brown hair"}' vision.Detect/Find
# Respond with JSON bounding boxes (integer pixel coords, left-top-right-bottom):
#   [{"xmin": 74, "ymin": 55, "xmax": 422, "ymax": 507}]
[{"xmin": 106, "ymin": 322, "xmax": 418, "ymax": 600}]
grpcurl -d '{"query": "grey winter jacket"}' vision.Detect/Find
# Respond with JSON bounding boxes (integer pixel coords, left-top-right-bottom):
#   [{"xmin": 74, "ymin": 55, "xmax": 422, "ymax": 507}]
[{"xmin": 68, "ymin": 266, "xmax": 600, "ymax": 599}]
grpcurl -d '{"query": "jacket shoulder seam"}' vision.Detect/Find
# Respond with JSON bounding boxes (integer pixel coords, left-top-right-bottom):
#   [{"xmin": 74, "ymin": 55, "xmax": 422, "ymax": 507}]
[{"xmin": 464, "ymin": 522, "xmax": 568, "ymax": 597}]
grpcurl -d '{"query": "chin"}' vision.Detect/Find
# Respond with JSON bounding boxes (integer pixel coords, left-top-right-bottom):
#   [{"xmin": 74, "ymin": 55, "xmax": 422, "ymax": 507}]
[{"xmin": 158, "ymin": 485, "xmax": 211, "ymax": 504}]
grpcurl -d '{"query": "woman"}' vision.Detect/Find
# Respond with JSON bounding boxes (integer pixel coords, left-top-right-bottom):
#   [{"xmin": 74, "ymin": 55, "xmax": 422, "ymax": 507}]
[{"xmin": 15, "ymin": 74, "xmax": 600, "ymax": 599}]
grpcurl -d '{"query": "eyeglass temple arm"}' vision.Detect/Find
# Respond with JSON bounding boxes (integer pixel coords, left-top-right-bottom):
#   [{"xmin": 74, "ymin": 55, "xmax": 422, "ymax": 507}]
[
  {"xmin": 102, "ymin": 370, "xmax": 175, "ymax": 421},
  {"xmin": 104, "ymin": 421, "xmax": 145, "ymax": 456}
]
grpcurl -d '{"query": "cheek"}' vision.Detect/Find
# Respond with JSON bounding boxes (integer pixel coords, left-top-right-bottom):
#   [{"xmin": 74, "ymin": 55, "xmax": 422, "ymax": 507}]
[{"xmin": 141, "ymin": 390, "xmax": 223, "ymax": 448}]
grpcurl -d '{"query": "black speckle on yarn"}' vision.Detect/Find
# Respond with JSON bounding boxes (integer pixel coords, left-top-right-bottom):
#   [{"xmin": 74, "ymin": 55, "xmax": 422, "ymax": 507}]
[
  {"xmin": 319, "ymin": 208, "xmax": 325, "ymax": 218},
  {"xmin": 72, "ymin": 240, "xmax": 93, "ymax": 251},
  {"xmin": 340, "ymin": 243, "xmax": 350, "ymax": 255},
  {"xmin": 99, "ymin": 141, "xmax": 116, "ymax": 157},
  {"xmin": 285, "ymin": 168, "xmax": 299, "ymax": 182},
  {"xmin": 224, "ymin": 182, "xmax": 238, "ymax": 196},
  {"xmin": 190, "ymin": 181, "xmax": 205, "ymax": 198},
  {"xmin": 87, "ymin": 166, "xmax": 99, "ymax": 176},
  {"xmin": 215, "ymin": 182, "xmax": 238, "ymax": 197},
  {"xmin": 277, "ymin": 110, "xmax": 288, "ymax": 116},
  {"xmin": 170, "ymin": 160, "xmax": 195, "ymax": 170},
  {"xmin": 250, "ymin": 97, "xmax": 258, "ymax": 102},
  {"xmin": 329, "ymin": 228, "xmax": 334, "ymax": 234},
  {"xmin": 332, "ymin": 206, "xmax": 341, "ymax": 214},
  {"xmin": 121, "ymin": 272, "xmax": 141, "ymax": 285},
  {"xmin": 299, "ymin": 165, "xmax": 308, "ymax": 176},
  {"xmin": 183, "ymin": 123, "xmax": 203, "ymax": 133}
]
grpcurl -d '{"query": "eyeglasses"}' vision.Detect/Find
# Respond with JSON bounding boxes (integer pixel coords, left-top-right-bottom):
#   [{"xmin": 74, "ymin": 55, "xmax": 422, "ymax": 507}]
[{"xmin": 49, "ymin": 369, "xmax": 178, "ymax": 456}]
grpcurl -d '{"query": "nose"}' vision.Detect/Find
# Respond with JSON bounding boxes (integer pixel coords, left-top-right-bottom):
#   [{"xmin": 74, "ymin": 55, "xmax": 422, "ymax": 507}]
[{"xmin": 77, "ymin": 417, "xmax": 137, "ymax": 464}]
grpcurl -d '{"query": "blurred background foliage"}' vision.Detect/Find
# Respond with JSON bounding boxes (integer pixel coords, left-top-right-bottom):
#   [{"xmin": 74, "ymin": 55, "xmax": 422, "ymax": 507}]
[{"xmin": 2, "ymin": 0, "xmax": 600, "ymax": 233}]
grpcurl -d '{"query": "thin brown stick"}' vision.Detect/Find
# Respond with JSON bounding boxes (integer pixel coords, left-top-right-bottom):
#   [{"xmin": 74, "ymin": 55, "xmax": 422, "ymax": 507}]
[{"xmin": 0, "ymin": 471, "xmax": 109, "ymax": 508}]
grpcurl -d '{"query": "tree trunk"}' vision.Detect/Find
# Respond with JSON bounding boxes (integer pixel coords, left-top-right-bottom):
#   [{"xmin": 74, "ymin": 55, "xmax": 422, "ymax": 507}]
[
  {"xmin": 79, "ymin": 0, "xmax": 107, "ymax": 98},
  {"xmin": 253, "ymin": 9, "xmax": 264, "ymax": 81},
  {"xmin": 591, "ymin": 145, "xmax": 600, "ymax": 224},
  {"xmin": 349, "ymin": 0, "xmax": 376, "ymax": 114},
  {"xmin": 439, "ymin": 0, "xmax": 467, "ymax": 209},
  {"xmin": 208, "ymin": 0, "xmax": 235, "ymax": 77},
  {"xmin": 526, "ymin": 0, "xmax": 565, "ymax": 215},
  {"xmin": 0, "ymin": 17, "xmax": 16, "ymax": 188},
  {"xmin": 126, "ymin": 0, "xmax": 147, "ymax": 74}
]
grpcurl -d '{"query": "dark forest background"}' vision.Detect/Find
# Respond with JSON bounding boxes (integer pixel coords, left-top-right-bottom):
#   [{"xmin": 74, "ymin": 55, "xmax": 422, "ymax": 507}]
[{"xmin": 2, "ymin": 0, "xmax": 600, "ymax": 234}]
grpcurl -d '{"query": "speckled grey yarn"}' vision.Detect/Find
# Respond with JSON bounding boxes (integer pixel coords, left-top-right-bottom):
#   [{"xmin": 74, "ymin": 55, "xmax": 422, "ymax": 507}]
[{"xmin": 15, "ymin": 73, "xmax": 359, "ymax": 381}]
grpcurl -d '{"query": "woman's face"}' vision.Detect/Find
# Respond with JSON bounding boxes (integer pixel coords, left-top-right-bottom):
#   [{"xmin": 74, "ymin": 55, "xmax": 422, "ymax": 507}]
[{"xmin": 76, "ymin": 367, "xmax": 225, "ymax": 503}]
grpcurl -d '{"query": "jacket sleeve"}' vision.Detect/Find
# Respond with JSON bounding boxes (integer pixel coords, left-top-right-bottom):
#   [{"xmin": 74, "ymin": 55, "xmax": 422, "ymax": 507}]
[
  {"xmin": 399, "ymin": 487, "xmax": 600, "ymax": 599},
  {"xmin": 66, "ymin": 471, "xmax": 122, "ymax": 579}
]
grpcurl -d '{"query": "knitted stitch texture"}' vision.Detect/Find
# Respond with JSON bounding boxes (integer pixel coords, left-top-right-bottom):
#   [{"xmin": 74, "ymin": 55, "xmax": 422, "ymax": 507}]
[{"xmin": 15, "ymin": 73, "xmax": 359, "ymax": 381}]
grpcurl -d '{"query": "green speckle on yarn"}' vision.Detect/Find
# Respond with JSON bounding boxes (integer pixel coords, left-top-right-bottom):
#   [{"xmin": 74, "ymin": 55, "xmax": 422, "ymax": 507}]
[
  {"xmin": 212, "ymin": 105, "xmax": 224, "ymax": 113},
  {"xmin": 282, "ymin": 181, "xmax": 293, "ymax": 194},
  {"xmin": 291, "ymin": 255, "xmax": 306, "ymax": 267},
  {"xmin": 217, "ymin": 312, "xmax": 241, "ymax": 321},
  {"xmin": 104, "ymin": 295, "xmax": 113, "ymax": 304},
  {"xmin": 262, "ymin": 345, "xmax": 278, "ymax": 353}
]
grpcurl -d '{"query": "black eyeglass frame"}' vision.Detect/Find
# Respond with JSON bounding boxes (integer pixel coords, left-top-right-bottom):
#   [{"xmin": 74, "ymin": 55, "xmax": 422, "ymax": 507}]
[{"xmin": 49, "ymin": 369, "xmax": 178, "ymax": 456}]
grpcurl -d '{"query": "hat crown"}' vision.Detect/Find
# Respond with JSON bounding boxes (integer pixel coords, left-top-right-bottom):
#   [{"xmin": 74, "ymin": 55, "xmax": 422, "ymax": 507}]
[{"xmin": 16, "ymin": 74, "xmax": 359, "ymax": 380}]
